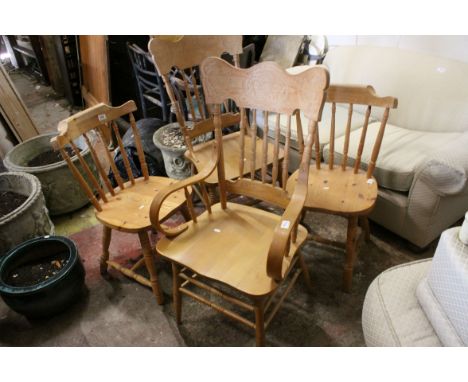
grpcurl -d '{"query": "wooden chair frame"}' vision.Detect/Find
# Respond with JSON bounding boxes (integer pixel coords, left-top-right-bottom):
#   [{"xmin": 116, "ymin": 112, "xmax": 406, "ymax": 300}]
[
  {"xmin": 149, "ymin": 58, "xmax": 329, "ymax": 345},
  {"xmin": 288, "ymin": 85, "xmax": 398, "ymax": 292},
  {"xmin": 51, "ymin": 101, "xmax": 188, "ymax": 305},
  {"xmin": 148, "ymin": 36, "xmax": 289, "ymax": 192}
]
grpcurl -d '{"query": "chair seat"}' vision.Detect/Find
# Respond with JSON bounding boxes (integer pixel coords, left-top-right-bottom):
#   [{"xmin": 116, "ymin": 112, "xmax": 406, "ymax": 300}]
[
  {"xmin": 156, "ymin": 202, "xmax": 308, "ymax": 296},
  {"xmin": 286, "ymin": 167, "xmax": 378, "ymax": 215},
  {"xmin": 96, "ymin": 176, "xmax": 186, "ymax": 232},
  {"xmin": 187, "ymin": 131, "xmax": 285, "ymax": 184}
]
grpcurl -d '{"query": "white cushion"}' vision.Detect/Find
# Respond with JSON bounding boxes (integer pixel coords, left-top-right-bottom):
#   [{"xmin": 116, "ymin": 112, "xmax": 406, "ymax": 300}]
[
  {"xmin": 416, "ymin": 277, "xmax": 464, "ymax": 346},
  {"xmin": 424, "ymin": 227, "xmax": 468, "ymax": 345},
  {"xmin": 323, "ymin": 123, "xmax": 466, "ymax": 192},
  {"xmin": 362, "ymin": 259, "xmax": 441, "ymax": 346}
]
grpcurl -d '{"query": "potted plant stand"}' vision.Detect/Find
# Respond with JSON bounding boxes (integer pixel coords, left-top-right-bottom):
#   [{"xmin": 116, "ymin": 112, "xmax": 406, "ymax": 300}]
[
  {"xmin": 4, "ymin": 132, "xmax": 94, "ymax": 215},
  {"xmin": 0, "ymin": 172, "xmax": 54, "ymax": 256},
  {"xmin": 0, "ymin": 236, "xmax": 86, "ymax": 318}
]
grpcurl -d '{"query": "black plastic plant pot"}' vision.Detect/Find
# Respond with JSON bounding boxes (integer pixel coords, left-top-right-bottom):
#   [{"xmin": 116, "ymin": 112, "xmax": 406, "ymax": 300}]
[{"xmin": 0, "ymin": 236, "xmax": 86, "ymax": 319}]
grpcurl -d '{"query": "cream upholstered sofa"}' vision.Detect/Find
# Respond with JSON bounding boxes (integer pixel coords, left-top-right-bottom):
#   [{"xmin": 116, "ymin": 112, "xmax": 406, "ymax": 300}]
[
  {"xmin": 266, "ymin": 46, "xmax": 468, "ymax": 248},
  {"xmin": 362, "ymin": 215, "xmax": 468, "ymax": 346}
]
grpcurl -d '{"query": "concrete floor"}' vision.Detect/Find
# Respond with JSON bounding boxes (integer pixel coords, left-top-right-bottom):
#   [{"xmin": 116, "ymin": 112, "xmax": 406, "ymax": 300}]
[{"xmin": 0, "ymin": 70, "xmax": 440, "ymax": 347}]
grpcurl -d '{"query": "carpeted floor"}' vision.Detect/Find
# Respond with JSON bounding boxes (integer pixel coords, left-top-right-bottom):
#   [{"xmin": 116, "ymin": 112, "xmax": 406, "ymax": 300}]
[{"xmin": 0, "ymin": 197, "xmax": 438, "ymax": 347}]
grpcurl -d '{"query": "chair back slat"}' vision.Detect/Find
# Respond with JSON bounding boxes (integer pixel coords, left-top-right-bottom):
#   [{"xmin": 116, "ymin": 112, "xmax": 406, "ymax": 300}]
[
  {"xmin": 282, "ymin": 115, "xmax": 291, "ymax": 188},
  {"xmin": 59, "ymin": 147, "xmax": 102, "ymax": 211},
  {"xmin": 238, "ymin": 108, "xmax": 246, "ymax": 179},
  {"xmin": 329, "ymin": 102, "xmax": 336, "ymax": 170},
  {"xmin": 69, "ymin": 140, "xmax": 108, "ymax": 202},
  {"xmin": 261, "ymin": 111, "xmax": 269, "ymax": 183},
  {"xmin": 295, "ymin": 110, "xmax": 304, "ymax": 155},
  {"xmin": 191, "ymin": 68, "xmax": 207, "ymax": 120},
  {"xmin": 271, "ymin": 113, "xmax": 281, "ymax": 186},
  {"xmin": 83, "ymin": 132, "xmax": 115, "ymax": 196},
  {"xmin": 96, "ymin": 128, "xmax": 125, "ymax": 190},
  {"xmin": 129, "ymin": 112, "xmax": 149, "ymax": 180},
  {"xmin": 182, "ymin": 71, "xmax": 198, "ymax": 121},
  {"xmin": 111, "ymin": 121, "xmax": 135, "ymax": 185},
  {"xmin": 201, "ymin": 58, "xmax": 329, "ymax": 206},
  {"xmin": 313, "ymin": 122, "xmax": 321, "ymax": 170},
  {"xmin": 366, "ymin": 107, "xmax": 390, "ymax": 179},
  {"xmin": 341, "ymin": 103, "xmax": 353, "ymax": 170},
  {"xmin": 249, "ymin": 109, "xmax": 257, "ymax": 180},
  {"xmin": 353, "ymin": 105, "xmax": 372, "ymax": 174}
]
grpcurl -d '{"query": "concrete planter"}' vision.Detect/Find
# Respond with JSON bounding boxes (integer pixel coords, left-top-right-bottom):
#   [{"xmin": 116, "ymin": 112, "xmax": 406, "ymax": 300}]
[
  {"xmin": 4, "ymin": 132, "xmax": 91, "ymax": 215},
  {"xmin": 153, "ymin": 122, "xmax": 211, "ymax": 180},
  {"xmin": 0, "ymin": 172, "xmax": 54, "ymax": 256}
]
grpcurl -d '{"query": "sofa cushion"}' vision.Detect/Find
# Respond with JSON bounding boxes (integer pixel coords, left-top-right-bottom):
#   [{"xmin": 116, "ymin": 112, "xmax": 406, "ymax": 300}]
[
  {"xmin": 416, "ymin": 277, "xmax": 464, "ymax": 346},
  {"xmin": 362, "ymin": 259, "xmax": 440, "ymax": 346},
  {"xmin": 256, "ymin": 102, "xmax": 374, "ymax": 156},
  {"xmin": 323, "ymin": 123, "xmax": 465, "ymax": 192},
  {"xmin": 425, "ymin": 227, "xmax": 468, "ymax": 345}
]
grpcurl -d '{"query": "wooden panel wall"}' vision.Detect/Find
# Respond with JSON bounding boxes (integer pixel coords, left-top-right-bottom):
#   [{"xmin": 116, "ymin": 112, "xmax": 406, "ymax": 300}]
[
  {"xmin": 79, "ymin": 35, "xmax": 110, "ymax": 106},
  {"xmin": 0, "ymin": 65, "xmax": 39, "ymax": 142}
]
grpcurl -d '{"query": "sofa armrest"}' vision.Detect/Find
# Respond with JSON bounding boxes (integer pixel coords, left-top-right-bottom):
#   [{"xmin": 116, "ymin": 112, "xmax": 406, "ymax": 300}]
[{"xmin": 412, "ymin": 136, "xmax": 468, "ymax": 197}]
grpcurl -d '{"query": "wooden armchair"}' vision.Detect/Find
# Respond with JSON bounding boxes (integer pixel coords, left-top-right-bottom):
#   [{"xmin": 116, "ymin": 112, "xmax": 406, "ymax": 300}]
[
  {"xmin": 148, "ymin": 36, "xmax": 285, "ymax": 185},
  {"xmin": 149, "ymin": 58, "xmax": 329, "ymax": 345},
  {"xmin": 286, "ymin": 85, "xmax": 398, "ymax": 292},
  {"xmin": 51, "ymin": 101, "xmax": 188, "ymax": 304}
]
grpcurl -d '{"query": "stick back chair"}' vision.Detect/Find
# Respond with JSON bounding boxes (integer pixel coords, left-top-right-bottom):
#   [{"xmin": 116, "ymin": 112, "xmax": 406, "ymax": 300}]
[
  {"xmin": 286, "ymin": 85, "xmax": 398, "ymax": 292},
  {"xmin": 149, "ymin": 58, "xmax": 329, "ymax": 345},
  {"xmin": 148, "ymin": 36, "xmax": 285, "ymax": 185},
  {"xmin": 51, "ymin": 101, "xmax": 188, "ymax": 304}
]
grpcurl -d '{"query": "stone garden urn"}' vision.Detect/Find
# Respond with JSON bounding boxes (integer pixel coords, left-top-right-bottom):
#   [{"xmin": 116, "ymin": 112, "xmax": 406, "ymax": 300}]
[
  {"xmin": 153, "ymin": 122, "xmax": 211, "ymax": 180},
  {"xmin": 0, "ymin": 172, "xmax": 54, "ymax": 256},
  {"xmin": 4, "ymin": 132, "xmax": 92, "ymax": 215}
]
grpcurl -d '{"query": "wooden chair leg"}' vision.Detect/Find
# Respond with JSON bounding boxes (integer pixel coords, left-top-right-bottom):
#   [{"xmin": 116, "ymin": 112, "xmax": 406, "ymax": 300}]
[
  {"xmin": 254, "ymin": 299, "xmax": 266, "ymax": 346},
  {"xmin": 343, "ymin": 216, "xmax": 358, "ymax": 293},
  {"xmin": 359, "ymin": 216, "xmax": 371, "ymax": 242},
  {"xmin": 100, "ymin": 225, "xmax": 112, "ymax": 275},
  {"xmin": 180, "ymin": 204, "xmax": 192, "ymax": 222},
  {"xmin": 298, "ymin": 253, "xmax": 313, "ymax": 292},
  {"xmin": 172, "ymin": 262, "xmax": 182, "ymax": 324},
  {"xmin": 138, "ymin": 231, "xmax": 164, "ymax": 305}
]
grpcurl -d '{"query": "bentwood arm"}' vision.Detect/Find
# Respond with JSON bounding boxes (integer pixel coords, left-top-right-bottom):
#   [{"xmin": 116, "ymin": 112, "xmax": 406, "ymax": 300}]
[
  {"xmin": 150, "ymin": 143, "xmax": 219, "ymax": 237},
  {"xmin": 266, "ymin": 126, "xmax": 314, "ymax": 281}
]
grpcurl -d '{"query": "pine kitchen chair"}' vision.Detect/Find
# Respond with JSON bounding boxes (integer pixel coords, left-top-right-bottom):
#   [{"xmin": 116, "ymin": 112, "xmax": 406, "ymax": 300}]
[
  {"xmin": 51, "ymin": 101, "xmax": 188, "ymax": 305},
  {"xmin": 148, "ymin": 35, "xmax": 286, "ymax": 187},
  {"xmin": 149, "ymin": 57, "xmax": 329, "ymax": 346},
  {"xmin": 286, "ymin": 85, "xmax": 398, "ymax": 292}
]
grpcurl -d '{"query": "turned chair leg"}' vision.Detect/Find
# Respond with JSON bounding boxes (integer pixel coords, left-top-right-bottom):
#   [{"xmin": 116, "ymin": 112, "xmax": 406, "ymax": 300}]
[
  {"xmin": 100, "ymin": 226, "xmax": 112, "ymax": 275},
  {"xmin": 254, "ymin": 299, "xmax": 266, "ymax": 347},
  {"xmin": 343, "ymin": 216, "xmax": 358, "ymax": 293},
  {"xmin": 359, "ymin": 216, "xmax": 371, "ymax": 242},
  {"xmin": 172, "ymin": 263, "xmax": 182, "ymax": 324},
  {"xmin": 138, "ymin": 231, "xmax": 164, "ymax": 305},
  {"xmin": 298, "ymin": 253, "xmax": 313, "ymax": 292}
]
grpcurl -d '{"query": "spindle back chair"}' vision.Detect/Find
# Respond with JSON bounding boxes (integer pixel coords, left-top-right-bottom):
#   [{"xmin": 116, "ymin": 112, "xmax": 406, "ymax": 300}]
[
  {"xmin": 51, "ymin": 101, "xmax": 188, "ymax": 304},
  {"xmin": 149, "ymin": 58, "xmax": 329, "ymax": 345},
  {"xmin": 127, "ymin": 43, "xmax": 170, "ymax": 121},
  {"xmin": 286, "ymin": 85, "xmax": 398, "ymax": 292},
  {"xmin": 148, "ymin": 36, "xmax": 285, "ymax": 185}
]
